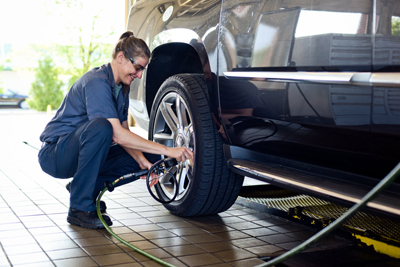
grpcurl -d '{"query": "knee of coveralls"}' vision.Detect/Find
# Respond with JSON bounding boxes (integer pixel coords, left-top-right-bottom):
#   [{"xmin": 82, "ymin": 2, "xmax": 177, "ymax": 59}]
[
  {"xmin": 38, "ymin": 118, "xmax": 113, "ymax": 179},
  {"xmin": 38, "ymin": 143, "xmax": 58, "ymax": 177},
  {"xmin": 68, "ymin": 118, "xmax": 114, "ymax": 212}
]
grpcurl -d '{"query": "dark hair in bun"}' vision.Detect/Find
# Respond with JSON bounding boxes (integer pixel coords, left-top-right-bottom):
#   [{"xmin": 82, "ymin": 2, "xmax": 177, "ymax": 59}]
[
  {"xmin": 119, "ymin": 31, "xmax": 134, "ymax": 40},
  {"xmin": 112, "ymin": 31, "xmax": 150, "ymax": 60}
]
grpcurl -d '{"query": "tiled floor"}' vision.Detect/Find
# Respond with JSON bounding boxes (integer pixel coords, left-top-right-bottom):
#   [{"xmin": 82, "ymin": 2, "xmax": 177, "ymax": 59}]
[{"xmin": 0, "ymin": 110, "xmax": 350, "ymax": 267}]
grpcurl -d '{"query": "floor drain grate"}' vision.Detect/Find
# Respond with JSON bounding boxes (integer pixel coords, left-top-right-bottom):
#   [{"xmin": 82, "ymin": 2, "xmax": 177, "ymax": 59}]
[{"xmin": 238, "ymin": 185, "xmax": 400, "ymax": 245}]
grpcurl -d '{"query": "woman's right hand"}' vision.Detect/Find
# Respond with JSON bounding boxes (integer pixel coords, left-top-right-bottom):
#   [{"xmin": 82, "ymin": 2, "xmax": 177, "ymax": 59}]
[{"xmin": 167, "ymin": 146, "xmax": 194, "ymax": 163}]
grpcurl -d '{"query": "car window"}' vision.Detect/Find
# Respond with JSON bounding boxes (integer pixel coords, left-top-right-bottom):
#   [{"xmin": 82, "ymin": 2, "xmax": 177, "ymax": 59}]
[
  {"xmin": 220, "ymin": 0, "xmax": 374, "ymax": 70},
  {"xmin": 3, "ymin": 90, "xmax": 15, "ymax": 96},
  {"xmin": 295, "ymin": 11, "xmax": 367, "ymax": 37},
  {"xmin": 288, "ymin": 3, "xmax": 373, "ymax": 68},
  {"xmin": 392, "ymin": 16, "xmax": 400, "ymax": 36},
  {"xmin": 375, "ymin": 0, "xmax": 400, "ymax": 66},
  {"xmin": 251, "ymin": 7, "xmax": 301, "ymax": 68},
  {"xmin": 218, "ymin": 0, "xmax": 376, "ymax": 170}
]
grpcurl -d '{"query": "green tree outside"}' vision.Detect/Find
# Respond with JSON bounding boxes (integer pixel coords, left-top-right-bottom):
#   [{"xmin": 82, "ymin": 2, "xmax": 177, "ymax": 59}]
[
  {"xmin": 21, "ymin": 0, "xmax": 117, "ymax": 110},
  {"xmin": 56, "ymin": 42, "xmax": 113, "ymax": 89},
  {"xmin": 392, "ymin": 16, "xmax": 400, "ymax": 36},
  {"xmin": 54, "ymin": 0, "xmax": 115, "ymax": 88},
  {"xmin": 28, "ymin": 57, "xmax": 64, "ymax": 111}
]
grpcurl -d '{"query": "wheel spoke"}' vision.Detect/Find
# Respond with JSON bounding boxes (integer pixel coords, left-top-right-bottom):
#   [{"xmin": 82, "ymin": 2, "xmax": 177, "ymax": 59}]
[
  {"xmin": 186, "ymin": 166, "xmax": 194, "ymax": 182},
  {"xmin": 186, "ymin": 124, "xmax": 195, "ymax": 151},
  {"xmin": 176, "ymin": 163, "xmax": 189, "ymax": 196},
  {"xmin": 153, "ymin": 133, "xmax": 174, "ymax": 147},
  {"xmin": 159, "ymin": 172, "xmax": 172, "ymax": 185},
  {"xmin": 160, "ymin": 97, "xmax": 178, "ymax": 133},
  {"xmin": 176, "ymin": 96, "xmax": 188, "ymax": 129},
  {"xmin": 153, "ymin": 132, "xmax": 173, "ymax": 141},
  {"xmin": 160, "ymin": 164, "xmax": 188, "ymax": 200}
]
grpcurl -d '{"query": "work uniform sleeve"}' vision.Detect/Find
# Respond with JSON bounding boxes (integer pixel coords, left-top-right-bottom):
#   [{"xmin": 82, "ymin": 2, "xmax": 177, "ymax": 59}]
[{"xmin": 85, "ymin": 79, "xmax": 118, "ymax": 120}]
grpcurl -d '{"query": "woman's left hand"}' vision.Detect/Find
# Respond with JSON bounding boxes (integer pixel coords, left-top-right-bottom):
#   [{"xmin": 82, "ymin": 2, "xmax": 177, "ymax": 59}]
[{"xmin": 138, "ymin": 159, "xmax": 159, "ymax": 187}]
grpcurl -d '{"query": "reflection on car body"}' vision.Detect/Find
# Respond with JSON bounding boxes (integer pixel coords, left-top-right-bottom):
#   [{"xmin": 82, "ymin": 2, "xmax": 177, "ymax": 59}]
[{"xmin": 127, "ymin": 0, "xmax": 400, "ymax": 219}]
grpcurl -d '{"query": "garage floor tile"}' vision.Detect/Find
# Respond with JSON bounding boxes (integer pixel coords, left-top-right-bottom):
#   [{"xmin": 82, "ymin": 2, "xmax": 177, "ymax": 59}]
[{"xmin": 0, "ymin": 116, "xmax": 353, "ymax": 267}]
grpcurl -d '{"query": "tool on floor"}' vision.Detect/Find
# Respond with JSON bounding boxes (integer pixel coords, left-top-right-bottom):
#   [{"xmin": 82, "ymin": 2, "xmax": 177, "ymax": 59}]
[
  {"xmin": 255, "ymin": 162, "xmax": 400, "ymax": 267},
  {"xmin": 97, "ymin": 157, "xmax": 180, "ymax": 267}
]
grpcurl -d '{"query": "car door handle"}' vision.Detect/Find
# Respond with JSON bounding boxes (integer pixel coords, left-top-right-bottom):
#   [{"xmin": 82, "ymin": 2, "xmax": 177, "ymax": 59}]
[{"xmin": 223, "ymin": 71, "xmax": 400, "ymax": 87}]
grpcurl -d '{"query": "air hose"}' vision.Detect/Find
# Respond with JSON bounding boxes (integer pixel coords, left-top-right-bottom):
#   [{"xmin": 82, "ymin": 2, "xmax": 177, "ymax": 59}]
[
  {"xmin": 96, "ymin": 183, "xmax": 177, "ymax": 267},
  {"xmin": 96, "ymin": 158, "xmax": 179, "ymax": 267},
  {"xmin": 255, "ymin": 162, "xmax": 400, "ymax": 267}
]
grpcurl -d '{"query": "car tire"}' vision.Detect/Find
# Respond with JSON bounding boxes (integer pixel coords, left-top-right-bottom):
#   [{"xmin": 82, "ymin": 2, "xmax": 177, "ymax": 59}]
[
  {"xmin": 18, "ymin": 100, "xmax": 29, "ymax": 109},
  {"xmin": 149, "ymin": 74, "xmax": 244, "ymax": 216}
]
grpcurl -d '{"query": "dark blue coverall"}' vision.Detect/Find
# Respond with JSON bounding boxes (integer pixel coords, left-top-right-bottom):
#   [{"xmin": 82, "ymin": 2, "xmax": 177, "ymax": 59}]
[{"xmin": 38, "ymin": 63, "xmax": 158, "ymax": 212}]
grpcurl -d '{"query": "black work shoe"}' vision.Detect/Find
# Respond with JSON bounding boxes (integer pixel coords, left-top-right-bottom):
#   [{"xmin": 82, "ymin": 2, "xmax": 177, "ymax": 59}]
[
  {"xmin": 66, "ymin": 182, "xmax": 107, "ymax": 213},
  {"xmin": 67, "ymin": 207, "xmax": 112, "ymax": 229}
]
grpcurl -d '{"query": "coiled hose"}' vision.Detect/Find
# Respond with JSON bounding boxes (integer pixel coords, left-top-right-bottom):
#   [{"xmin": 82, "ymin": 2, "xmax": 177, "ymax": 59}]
[{"xmin": 255, "ymin": 162, "xmax": 400, "ymax": 267}]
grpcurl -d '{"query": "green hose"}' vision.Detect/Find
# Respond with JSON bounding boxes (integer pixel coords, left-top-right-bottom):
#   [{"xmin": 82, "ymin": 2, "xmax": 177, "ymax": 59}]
[
  {"xmin": 255, "ymin": 162, "xmax": 400, "ymax": 267},
  {"xmin": 25, "ymin": 140, "xmax": 175, "ymax": 266},
  {"xmin": 96, "ymin": 178, "xmax": 177, "ymax": 267}
]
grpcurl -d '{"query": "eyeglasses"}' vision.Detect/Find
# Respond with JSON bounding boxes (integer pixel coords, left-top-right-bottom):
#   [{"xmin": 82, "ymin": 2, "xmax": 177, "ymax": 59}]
[{"xmin": 123, "ymin": 51, "xmax": 146, "ymax": 72}]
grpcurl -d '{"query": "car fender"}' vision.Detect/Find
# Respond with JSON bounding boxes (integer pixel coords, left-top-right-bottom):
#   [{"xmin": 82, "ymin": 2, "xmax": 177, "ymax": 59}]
[{"xmin": 128, "ymin": 0, "xmax": 221, "ymax": 130}]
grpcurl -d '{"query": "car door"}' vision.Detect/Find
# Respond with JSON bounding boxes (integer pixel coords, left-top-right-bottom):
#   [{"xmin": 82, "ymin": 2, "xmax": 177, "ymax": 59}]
[
  {"xmin": 219, "ymin": 0, "xmax": 377, "ymax": 178},
  {"xmin": 371, "ymin": 0, "xmax": 400, "ymax": 178}
]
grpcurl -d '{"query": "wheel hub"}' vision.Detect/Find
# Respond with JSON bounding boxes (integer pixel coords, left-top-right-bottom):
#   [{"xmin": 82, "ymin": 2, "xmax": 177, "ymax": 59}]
[
  {"xmin": 175, "ymin": 133, "xmax": 185, "ymax": 147},
  {"xmin": 151, "ymin": 90, "xmax": 195, "ymax": 202},
  {"xmin": 175, "ymin": 126, "xmax": 191, "ymax": 148}
]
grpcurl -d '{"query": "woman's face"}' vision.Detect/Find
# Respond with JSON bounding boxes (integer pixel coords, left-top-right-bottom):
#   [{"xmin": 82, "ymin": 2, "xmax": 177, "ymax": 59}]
[{"xmin": 117, "ymin": 52, "xmax": 149, "ymax": 85}]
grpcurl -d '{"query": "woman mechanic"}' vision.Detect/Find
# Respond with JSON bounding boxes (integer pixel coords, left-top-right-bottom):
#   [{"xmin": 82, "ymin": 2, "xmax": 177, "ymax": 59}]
[{"xmin": 38, "ymin": 31, "xmax": 193, "ymax": 229}]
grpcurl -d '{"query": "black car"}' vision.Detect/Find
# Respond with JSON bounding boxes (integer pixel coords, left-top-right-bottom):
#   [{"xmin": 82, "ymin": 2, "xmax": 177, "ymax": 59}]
[
  {"xmin": 0, "ymin": 89, "xmax": 28, "ymax": 109},
  {"xmin": 127, "ymin": 0, "xmax": 400, "ymax": 219}
]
